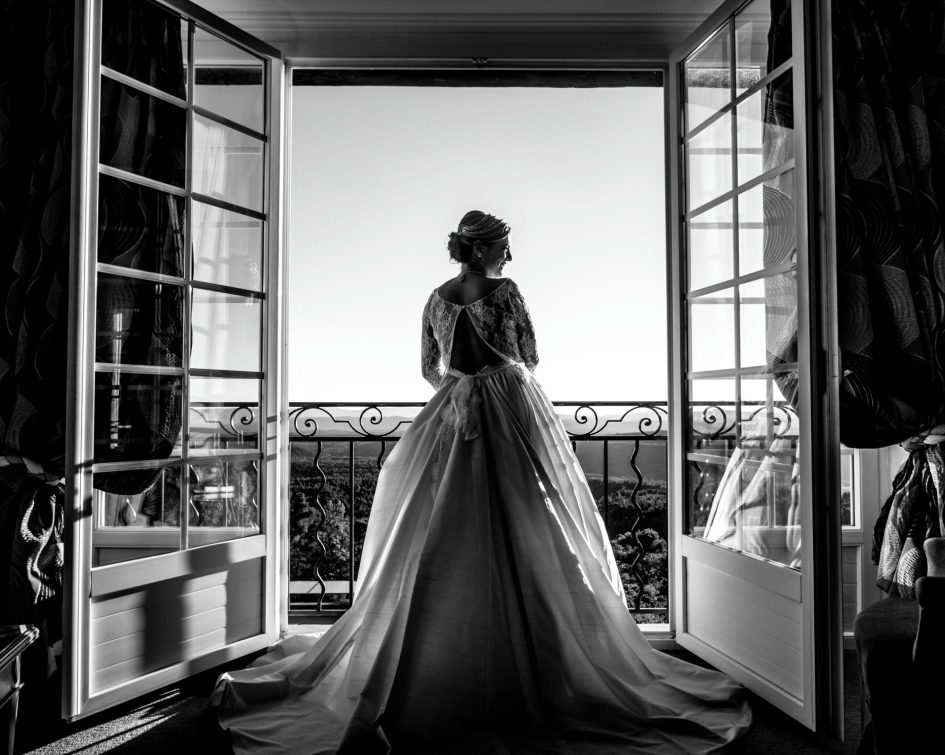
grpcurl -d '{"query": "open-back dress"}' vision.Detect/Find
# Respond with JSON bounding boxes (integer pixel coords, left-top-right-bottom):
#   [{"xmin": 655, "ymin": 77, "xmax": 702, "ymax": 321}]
[{"xmin": 210, "ymin": 277, "xmax": 752, "ymax": 754}]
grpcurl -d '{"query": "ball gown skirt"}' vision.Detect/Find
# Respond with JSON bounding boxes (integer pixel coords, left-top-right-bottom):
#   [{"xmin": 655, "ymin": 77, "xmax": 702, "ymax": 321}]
[{"xmin": 210, "ymin": 363, "xmax": 752, "ymax": 753}]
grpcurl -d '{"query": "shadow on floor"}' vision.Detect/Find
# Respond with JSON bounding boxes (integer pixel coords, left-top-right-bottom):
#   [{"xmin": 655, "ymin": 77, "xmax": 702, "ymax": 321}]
[{"xmin": 16, "ymin": 645, "xmax": 863, "ymax": 754}]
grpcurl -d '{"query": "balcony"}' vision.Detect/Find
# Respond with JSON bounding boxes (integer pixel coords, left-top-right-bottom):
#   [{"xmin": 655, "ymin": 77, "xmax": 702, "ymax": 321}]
[{"xmin": 282, "ymin": 400, "xmax": 670, "ymax": 626}]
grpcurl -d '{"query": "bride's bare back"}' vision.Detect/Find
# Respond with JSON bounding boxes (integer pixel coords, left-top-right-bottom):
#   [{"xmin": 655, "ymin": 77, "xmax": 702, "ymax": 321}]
[{"xmin": 436, "ymin": 276, "xmax": 508, "ymax": 374}]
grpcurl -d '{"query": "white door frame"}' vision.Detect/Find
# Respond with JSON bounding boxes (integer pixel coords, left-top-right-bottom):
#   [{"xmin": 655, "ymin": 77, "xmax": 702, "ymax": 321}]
[
  {"xmin": 64, "ymin": 0, "xmax": 288, "ymax": 720},
  {"xmin": 665, "ymin": 0, "xmax": 842, "ymax": 737}
]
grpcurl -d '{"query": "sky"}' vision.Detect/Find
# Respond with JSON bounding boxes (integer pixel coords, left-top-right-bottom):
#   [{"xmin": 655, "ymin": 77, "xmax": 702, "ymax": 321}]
[{"xmin": 288, "ymin": 84, "xmax": 667, "ymax": 403}]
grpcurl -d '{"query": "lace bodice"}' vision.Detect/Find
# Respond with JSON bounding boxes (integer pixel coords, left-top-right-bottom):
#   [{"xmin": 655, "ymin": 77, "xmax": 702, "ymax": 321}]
[{"xmin": 421, "ymin": 278, "xmax": 538, "ymax": 388}]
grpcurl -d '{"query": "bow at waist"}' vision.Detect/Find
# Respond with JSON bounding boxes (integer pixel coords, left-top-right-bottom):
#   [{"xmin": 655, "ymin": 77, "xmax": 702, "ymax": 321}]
[{"xmin": 441, "ymin": 362, "xmax": 516, "ymax": 441}]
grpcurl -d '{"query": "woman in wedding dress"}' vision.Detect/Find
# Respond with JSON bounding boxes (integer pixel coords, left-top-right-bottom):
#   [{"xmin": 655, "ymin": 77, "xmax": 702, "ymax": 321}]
[{"xmin": 211, "ymin": 211, "xmax": 752, "ymax": 754}]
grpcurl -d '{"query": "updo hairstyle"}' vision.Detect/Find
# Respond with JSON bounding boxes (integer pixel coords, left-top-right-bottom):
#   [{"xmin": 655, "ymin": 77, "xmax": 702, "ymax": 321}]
[{"xmin": 447, "ymin": 210, "xmax": 511, "ymax": 266}]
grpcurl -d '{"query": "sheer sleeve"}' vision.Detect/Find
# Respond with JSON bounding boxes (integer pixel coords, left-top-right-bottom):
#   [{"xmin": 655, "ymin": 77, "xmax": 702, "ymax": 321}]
[
  {"xmin": 509, "ymin": 281, "xmax": 539, "ymax": 372},
  {"xmin": 421, "ymin": 300, "xmax": 444, "ymax": 389}
]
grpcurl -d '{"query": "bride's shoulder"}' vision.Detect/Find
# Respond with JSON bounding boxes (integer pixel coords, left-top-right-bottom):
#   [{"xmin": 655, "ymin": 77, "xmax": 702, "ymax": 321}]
[{"xmin": 435, "ymin": 277, "xmax": 460, "ymax": 299}]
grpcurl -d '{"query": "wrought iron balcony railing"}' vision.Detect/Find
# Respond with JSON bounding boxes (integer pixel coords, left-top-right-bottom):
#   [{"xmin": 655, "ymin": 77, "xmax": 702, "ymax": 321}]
[
  {"xmin": 285, "ymin": 401, "xmax": 670, "ymax": 624},
  {"xmin": 188, "ymin": 398, "xmax": 803, "ymax": 625}
]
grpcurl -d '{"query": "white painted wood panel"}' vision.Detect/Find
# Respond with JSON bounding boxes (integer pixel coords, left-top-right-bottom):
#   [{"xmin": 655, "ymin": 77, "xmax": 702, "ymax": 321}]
[
  {"xmin": 90, "ymin": 534, "xmax": 265, "ymax": 596},
  {"xmin": 88, "ymin": 558, "xmax": 263, "ymax": 694},
  {"xmin": 685, "ymin": 558, "xmax": 803, "ymax": 699},
  {"xmin": 686, "ymin": 567, "xmax": 803, "ymax": 652},
  {"xmin": 91, "ymin": 618, "xmax": 262, "ymax": 693},
  {"xmin": 91, "ymin": 598, "xmax": 261, "ymax": 672},
  {"xmin": 680, "ymin": 535, "xmax": 802, "ymax": 601},
  {"xmin": 91, "ymin": 560, "xmax": 258, "ymax": 619}
]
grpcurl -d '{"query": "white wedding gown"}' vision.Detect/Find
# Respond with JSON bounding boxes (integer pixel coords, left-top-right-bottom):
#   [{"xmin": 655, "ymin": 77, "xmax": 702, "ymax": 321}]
[{"xmin": 211, "ymin": 279, "xmax": 751, "ymax": 753}]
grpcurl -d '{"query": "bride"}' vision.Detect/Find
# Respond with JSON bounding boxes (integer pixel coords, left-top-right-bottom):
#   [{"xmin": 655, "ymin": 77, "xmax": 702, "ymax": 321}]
[{"xmin": 211, "ymin": 211, "xmax": 752, "ymax": 754}]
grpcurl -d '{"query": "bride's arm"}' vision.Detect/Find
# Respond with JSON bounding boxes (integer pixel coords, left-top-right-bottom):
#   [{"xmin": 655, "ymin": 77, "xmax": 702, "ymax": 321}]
[
  {"xmin": 421, "ymin": 303, "xmax": 444, "ymax": 388},
  {"xmin": 509, "ymin": 282, "xmax": 539, "ymax": 372}
]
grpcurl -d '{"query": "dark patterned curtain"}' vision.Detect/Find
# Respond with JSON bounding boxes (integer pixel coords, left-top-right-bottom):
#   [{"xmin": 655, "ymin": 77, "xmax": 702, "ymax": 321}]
[
  {"xmin": 0, "ymin": 0, "xmax": 74, "ymax": 674},
  {"xmin": 0, "ymin": 0, "xmax": 186, "ymax": 689},
  {"xmin": 833, "ymin": 0, "xmax": 945, "ymax": 595},
  {"xmin": 95, "ymin": 0, "xmax": 186, "ymax": 496}
]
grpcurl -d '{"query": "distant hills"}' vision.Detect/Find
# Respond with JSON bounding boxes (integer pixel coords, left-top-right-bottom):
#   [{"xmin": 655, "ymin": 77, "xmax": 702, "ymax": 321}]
[{"xmin": 290, "ymin": 433, "xmax": 667, "ymax": 482}]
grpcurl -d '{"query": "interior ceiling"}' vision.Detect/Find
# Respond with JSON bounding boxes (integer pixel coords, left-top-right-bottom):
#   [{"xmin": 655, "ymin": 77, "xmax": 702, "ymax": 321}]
[{"xmin": 198, "ymin": 0, "xmax": 726, "ymax": 63}]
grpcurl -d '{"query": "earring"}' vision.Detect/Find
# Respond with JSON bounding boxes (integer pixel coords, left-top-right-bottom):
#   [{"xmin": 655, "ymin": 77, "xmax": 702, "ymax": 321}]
[{"xmin": 477, "ymin": 252, "xmax": 483, "ymax": 258}]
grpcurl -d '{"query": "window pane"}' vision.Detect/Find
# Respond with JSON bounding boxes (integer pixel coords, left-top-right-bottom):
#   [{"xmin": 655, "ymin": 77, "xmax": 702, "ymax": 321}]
[
  {"xmin": 735, "ymin": 0, "xmax": 791, "ymax": 93},
  {"xmin": 740, "ymin": 372, "xmax": 796, "ymax": 450},
  {"xmin": 737, "ymin": 173, "xmax": 796, "ymax": 275},
  {"xmin": 688, "ymin": 460, "xmax": 728, "ymax": 536},
  {"xmin": 192, "ymin": 202, "xmax": 264, "ymax": 292},
  {"xmin": 841, "ymin": 450, "xmax": 855, "ymax": 527},
  {"xmin": 736, "ymin": 72, "xmax": 794, "ymax": 184},
  {"xmin": 739, "ymin": 274, "xmax": 798, "ymax": 369},
  {"xmin": 690, "ymin": 452, "xmax": 801, "ymax": 569},
  {"xmin": 92, "ymin": 465, "xmax": 182, "ymax": 567},
  {"xmin": 687, "ymin": 112, "xmax": 732, "ymax": 211},
  {"xmin": 99, "ymin": 78, "xmax": 186, "ymax": 187},
  {"xmin": 96, "ymin": 274, "xmax": 184, "ymax": 367},
  {"xmin": 189, "ymin": 378, "xmax": 260, "ymax": 451},
  {"xmin": 101, "ymin": 0, "xmax": 187, "ymax": 98},
  {"xmin": 94, "ymin": 371, "xmax": 182, "ymax": 463},
  {"xmin": 689, "ymin": 287, "xmax": 735, "ymax": 372},
  {"xmin": 194, "ymin": 27, "xmax": 264, "ymax": 133},
  {"xmin": 193, "ymin": 115, "xmax": 264, "ymax": 213},
  {"xmin": 689, "ymin": 378, "xmax": 737, "ymax": 456},
  {"xmin": 688, "ymin": 200, "xmax": 734, "ymax": 291},
  {"xmin": 190, "ymin": 459, "xmax": 260, "ymax": 544},
  {"xmin": 98, "ymin": 174, "xmax": 185, "ymax": 278},
  {"xmin": 731, "ymin": 467, "xmax": 800, "ymax": 567},
  {"xmin": 191, "ymin": 291, "xmax": 261, "ymax": 372},
  {"xmin": 685, "ymin": 24, "xmax": 732, "ymax": 133}
]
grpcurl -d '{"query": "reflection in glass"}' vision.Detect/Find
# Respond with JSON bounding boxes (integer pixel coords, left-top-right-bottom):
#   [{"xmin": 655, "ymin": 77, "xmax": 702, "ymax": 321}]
[
  {"xmin": 740, "ymin": 274, "xmax": 798, "ymax": 369},
  {"xmin": 189, "ymin": 459, "xmax": 259, "ymax": 544},
  {"xmin": 688, "ymin": 200, "xmax": 734, "ymax": 291},
  {"xmin": 194, "ymin": 27, "xmax": 264, "ymax": 133},
  {"xmin": 92, "ymin": 465, "xmax": 182, "ymax": 567},
  {"xmin": 685, "ymin": 24, "xmax": 732, "ymax": 133},
  {"xmin": 191, "ymin": 291, "xmax": 261, "ymax": 372},
  {"xmin": 737, "ymin": 175, "xmax": 796, "ymax": 275},
  {"xmin": 697, "ymin": 455, "xmax": 800, "ymax": 568},
  {"xmin": 739, "ymin": 278, "xmax": 766, "ymax": 368},
  {"xmin": 98, "ymin": 175, "xmax": 185, "ymax": 278},
  {"xmin": 94, "ymin": 371, "xmax": 182, "ymax": 463},
  {"xmin": 739, "ymin": 373, "xmax": 796, "ymax": 454},
  {"xmin": 841, "ymin": 450, "xmax": 855, "ymax": 527},
  {"xmin": 736, "ymin": 72, "xmax": 794, "ymax": 184},
  {"xmin": 96, "ymin": 274, "xmax": 183, "ymax": 367},
  {"xmin": 692, "ymin": 366, "xmax": 801, "ymax": 568},
  {"xmin": 101, "ymin": 0, "xmax": 187, "ymax": 98},
  {"xmin": 689, "ymin": 288, "xmax": 735, "ymax": 372},
  {"xmin": 193, "ymin": 115, "xmax": 264, "ymax": 213},
  {"xmin": 99, "ymin": 78, "xmax": 187, "ymax": 187},
  {"xmin": 189, "ymin": 378, "xmax": 260, "ymax": 451},
  {"xmin": 688, "ymin": 378, "xmax": 737, "ymax": 455},
  {"xmin": 735, "ymin": 0, "xmax": 791, "ymax": 94},
  {"xmin": 687, "ymin": 113, "xmax": 733, "ymax": 211},
  {"xmin": 688, "ymin": 460, "xmax": 728, "ymax": 534},
  {"xmin": 192, "ymin": 202, "xmax": 264, "ymax": 292}
]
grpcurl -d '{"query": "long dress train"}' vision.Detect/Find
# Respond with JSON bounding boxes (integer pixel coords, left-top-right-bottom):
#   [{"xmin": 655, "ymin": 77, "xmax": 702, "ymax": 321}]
[{"xmin": 211, "ymin": 280, "xmax": 751, "ymax": 753}]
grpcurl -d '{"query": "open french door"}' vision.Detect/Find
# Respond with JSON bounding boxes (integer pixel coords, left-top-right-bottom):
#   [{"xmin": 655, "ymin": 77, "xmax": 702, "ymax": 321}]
[
  {"xmin": 65, "ymin": 0, "xmax": 287, "ymax": 719},
  {"xmin": 668, "ymin": 0, "xmax": 842, "ymax": 734}
]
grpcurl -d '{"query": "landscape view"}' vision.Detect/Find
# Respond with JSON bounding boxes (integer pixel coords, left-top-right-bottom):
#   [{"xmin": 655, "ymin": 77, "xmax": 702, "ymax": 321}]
[{"xmin": 289, "ymin": 437, "xmax": 670, "ymax": 623}]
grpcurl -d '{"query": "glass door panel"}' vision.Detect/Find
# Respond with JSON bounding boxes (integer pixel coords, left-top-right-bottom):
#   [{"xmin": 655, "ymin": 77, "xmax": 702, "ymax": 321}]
[
  {"xmin": 193, "ymin": 26, "xmax": 265, "ymax": 133},
  {"xmin": 671, "ymin": 0, "xmax": 834, "ymax": 731},
  {"xmin": 68, "ymin": 0, "xmax": 283, "ymax": 720},
  {"xmin": 685, "ymin": 24, "xmax": 733, "ymax": 131}
]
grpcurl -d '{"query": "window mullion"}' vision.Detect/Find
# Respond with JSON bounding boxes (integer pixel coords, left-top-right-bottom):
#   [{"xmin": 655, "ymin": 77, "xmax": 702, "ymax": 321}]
[{"xmin": 181, "ymin": 18, "xmax": 196, "ymax": 552}]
